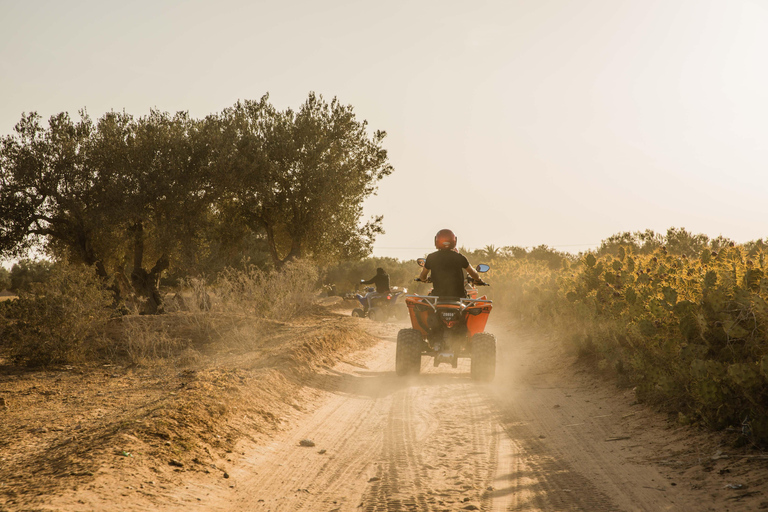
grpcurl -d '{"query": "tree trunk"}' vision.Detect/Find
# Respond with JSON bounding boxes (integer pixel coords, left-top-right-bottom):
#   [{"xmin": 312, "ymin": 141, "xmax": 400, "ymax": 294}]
[
  {"xmin": 264, "ymin": 222, "xmax": 282, "ymax": 268},
  {"xmin": 129, "ymin": 221, "xmax": 169, "ymax": 314},
  {"xmin": 263, "ymin": 221, "xmax": 302, "ymax": 269},
  {"xmin": 72, "ymin": 219, "xmax": 123, "ymax": 307}
]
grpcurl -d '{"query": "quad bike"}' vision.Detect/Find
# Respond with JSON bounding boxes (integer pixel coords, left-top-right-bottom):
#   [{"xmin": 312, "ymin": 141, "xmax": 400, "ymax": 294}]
[
  {"xmin": 396, "ymin": 262, "xmax": 496, "ymax": 381},
  {"xmin": 351, "ymin": 286, "xmax": 409, "ymax": 321}
]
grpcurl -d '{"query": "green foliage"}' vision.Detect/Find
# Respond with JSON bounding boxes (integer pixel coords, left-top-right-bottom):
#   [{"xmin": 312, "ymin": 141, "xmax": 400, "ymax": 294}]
[
  {"xmin": 0, "ymin": 94, "xmax": 393, "ymax": 311},
  {"xmin": 0, "ymin": 264, "xmax": 114, "ymax": 366},
  {"xmin": 598, "ymin": 227, "xmax": 732, "ymax": 258},
  {"xmin": 8, "ymin": 259, "xmax": 54, "ymax": 292},
  {"xmin": 0, "ymin": 266, "xmax": 10, "ymax": 290},
  {"xmin": 492, "ymin": 232, "xmax": 768, "ymax": 444},
  {"xmin": 218, "ymin": 93, "xmax": 392, "ymax": 268}
]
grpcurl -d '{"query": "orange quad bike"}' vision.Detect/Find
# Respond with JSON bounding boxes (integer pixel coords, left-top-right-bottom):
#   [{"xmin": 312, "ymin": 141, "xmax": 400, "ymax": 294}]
[{"xmin": 396, "ymin": 262, "xmax": 496, "ymax": 381}]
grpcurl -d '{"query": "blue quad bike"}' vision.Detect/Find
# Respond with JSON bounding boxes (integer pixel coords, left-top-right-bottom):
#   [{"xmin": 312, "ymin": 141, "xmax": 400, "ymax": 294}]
[{"xmin": 351, "ymin": 287, "xmax": 409, "ymax": 322}]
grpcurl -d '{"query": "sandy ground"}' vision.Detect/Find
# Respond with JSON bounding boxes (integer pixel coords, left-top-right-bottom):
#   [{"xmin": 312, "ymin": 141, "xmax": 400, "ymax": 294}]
[{"xmin": 2, "ymin": 311, "xmax": 767, "ymax": 511}]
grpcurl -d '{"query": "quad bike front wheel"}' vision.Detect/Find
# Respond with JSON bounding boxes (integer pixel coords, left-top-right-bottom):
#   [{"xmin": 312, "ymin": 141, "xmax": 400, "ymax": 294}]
[
  {"xmin": 351, "ymin": 308, "xmax": 365, "ymax": 318},
  {"xmin": 470, "ymin": 332, "xmax": 496, "ymax": 382},
  {"xmin": 396, "ymin": 329, "xmax": 423, "ymax": 376}
]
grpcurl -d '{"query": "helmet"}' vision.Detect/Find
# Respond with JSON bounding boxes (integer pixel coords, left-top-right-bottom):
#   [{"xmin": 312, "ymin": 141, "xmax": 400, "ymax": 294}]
[{"xmin": 434, "ymin": 229, "xmax": 457, "ymax": 250}]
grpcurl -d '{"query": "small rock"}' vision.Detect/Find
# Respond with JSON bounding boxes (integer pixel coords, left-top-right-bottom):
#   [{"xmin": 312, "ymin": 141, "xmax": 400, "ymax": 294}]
[
  {"xmin": 553, "ymin": 404, "xmax": 560, "ymax": 408},
  {"xmin": 368, "ymin": 477, "xmax": 380, "ymax": 482},
  {"xmin": 463, "ymin": 505, "xmax": 480, "ymax": 510},
  {"xmin": 169, "ymin": 459, "xmax": 184, "ymax": 468},
  {"xmin": 486, "ymin": 486, "xmax": 494, "ymax": 491},
  {"xmin": 0, "ymin": 397, "xmax": 7, "ymax": 408},
  {"xmin": 299, "ymin": 439, "xmax": 316, "ymax": 447},
  {"xmin": 223, "ymin": 472, "xmax": 230, "ymax": 479},
  {"xmin": 318, "ymin": 449, "xmax": 327, "ymax": 455},
  {"xmin": 538, "ymin": 435, "xmax": 546, "ymax": 439}
]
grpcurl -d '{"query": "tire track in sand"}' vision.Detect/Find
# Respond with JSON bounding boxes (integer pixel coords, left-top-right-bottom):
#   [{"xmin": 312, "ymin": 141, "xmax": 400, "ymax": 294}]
[{"xmin": 363, "ymin": 360, "xmax": 501, "ymax": 511}]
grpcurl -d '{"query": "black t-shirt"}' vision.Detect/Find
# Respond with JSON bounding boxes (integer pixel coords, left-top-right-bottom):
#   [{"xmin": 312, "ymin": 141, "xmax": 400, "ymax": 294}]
[
  {"xmin": 362, "ymin": 273, "xmax": 390, "ymax": 293},
  {"xmin": 425, "ymin": 250, "xmax": 469, "ymax": 298}
]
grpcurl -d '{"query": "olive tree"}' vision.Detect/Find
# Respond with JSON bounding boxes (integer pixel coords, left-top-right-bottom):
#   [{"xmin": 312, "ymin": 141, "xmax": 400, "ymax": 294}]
[
  {"xmin": 0, "ymin": 110, "xmax": 216, "ymax": 313},
  {"xmin": 220, "ymin": 93, "xmax": 392, "ymax": 268}
]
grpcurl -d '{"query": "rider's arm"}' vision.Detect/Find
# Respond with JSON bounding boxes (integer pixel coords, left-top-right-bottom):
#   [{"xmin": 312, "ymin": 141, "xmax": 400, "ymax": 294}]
[
  {"xmin": 361, "ymin": 276, "xmax": 375, "ymax": 284},
  {"xmin": 418, "ymin": 267, "xmax": 430, "ymax": 281},
  {"xmin": 465, "ymin": 265, "xmax": 481, "ymax": 281}
]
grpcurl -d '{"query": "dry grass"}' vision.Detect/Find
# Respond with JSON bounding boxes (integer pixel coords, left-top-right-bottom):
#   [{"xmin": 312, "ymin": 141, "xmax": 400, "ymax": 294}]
[
  {"xmin": 1, "ymin": 259, "xmax": 322, "ymax": 367},
  {"xmin": 0, "ymin": 309, "xmax": 378, "ymax": 509}
]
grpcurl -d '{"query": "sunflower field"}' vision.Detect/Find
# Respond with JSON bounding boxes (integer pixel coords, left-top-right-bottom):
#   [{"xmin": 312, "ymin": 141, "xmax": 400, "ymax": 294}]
[{"xmin": 488, "ymin": 241, "xmax": 768, "ymax": 444}]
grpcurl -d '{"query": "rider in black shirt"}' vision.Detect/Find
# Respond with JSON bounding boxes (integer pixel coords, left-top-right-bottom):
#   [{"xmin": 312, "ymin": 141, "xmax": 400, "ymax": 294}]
[
  {"xmin": 361, "ymin": 267, "xmax": 390, "ymax": 293},
  {"xmin": 418, "ymin": 229, "xmax": 484, "ymax": 298},
  {"xmin": 359, "ymin": 268, "xmax": 391, "ymax": 311}
]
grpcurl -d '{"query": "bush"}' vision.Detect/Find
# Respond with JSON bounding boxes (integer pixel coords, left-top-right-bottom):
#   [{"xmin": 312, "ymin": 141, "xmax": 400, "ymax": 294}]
[
  {"xmin": 215, "ymin": 259, "xmax": 319, "ymax": 321},
  {"xmin": 0, "ymin": 263, "xmax": 113, "ymax": 366},
  {"xmin": 118, "ymin": 316, "xmax": 184, "ymax": 365}
]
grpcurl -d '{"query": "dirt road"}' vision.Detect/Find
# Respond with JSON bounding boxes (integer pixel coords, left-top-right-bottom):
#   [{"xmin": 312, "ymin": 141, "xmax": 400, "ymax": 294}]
[
  {"xmin": 158, "ymin": 317, "xmax": 762, "ymax": 512},
  {"xmin": 11, "ymin": 313, "xmax": 765, "ymax": 511}
]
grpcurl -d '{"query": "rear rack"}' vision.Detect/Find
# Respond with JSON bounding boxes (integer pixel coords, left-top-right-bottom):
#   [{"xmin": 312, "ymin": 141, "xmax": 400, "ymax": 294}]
[{"xmin": 405, "ymin": 294, "xmax": 493, "ymax": 312}]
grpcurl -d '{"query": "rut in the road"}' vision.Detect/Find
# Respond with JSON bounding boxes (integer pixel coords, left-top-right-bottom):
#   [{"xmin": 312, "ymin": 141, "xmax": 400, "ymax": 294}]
[{"xmin": 363, "ymin": 375, "xmax": 497, "ymax": 511}]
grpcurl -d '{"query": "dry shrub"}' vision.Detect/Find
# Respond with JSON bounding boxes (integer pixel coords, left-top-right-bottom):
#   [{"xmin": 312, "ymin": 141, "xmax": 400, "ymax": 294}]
[
  {"xmin": 0, "ymin": 263, "xmax": 113, "ymax": 366},
  {"xmin": 216, "ymin": 260, "xmax": 318, "ymax": 321},
  {"xmin": 119, "ymin": 316, "xmax": 185, "ymax": 365}
]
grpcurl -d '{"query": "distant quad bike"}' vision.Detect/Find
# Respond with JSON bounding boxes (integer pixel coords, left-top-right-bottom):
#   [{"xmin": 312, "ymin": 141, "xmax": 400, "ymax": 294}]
[
  {"xmin": 396, "ymin": 263, "xmax": 495, "ymax": 381},
  {"xmin": 351, "ymin": 287, "xmax": 409, "ymax": 322}
]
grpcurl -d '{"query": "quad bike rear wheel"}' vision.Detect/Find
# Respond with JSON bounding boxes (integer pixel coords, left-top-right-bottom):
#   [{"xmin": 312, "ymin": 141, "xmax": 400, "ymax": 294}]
[
  {"xmin": 368, "ymin": 307, "xmax": 384, "ymax": 321},
  {"xmin": 351, "ymin": 308, "xmax": 365, "ymax": 318},
  {"xmin": 470, "ymin": 332, "xmax": 496, "ymax": 382},
  {"xmin": 396, "ymin": 329, "xmax": 423, "ymax": 376}
]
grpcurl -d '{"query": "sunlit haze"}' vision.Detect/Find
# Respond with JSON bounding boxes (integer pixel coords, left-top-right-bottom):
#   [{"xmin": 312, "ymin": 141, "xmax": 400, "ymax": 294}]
[{"xmin": 2, "ymin": 0, "xmax": 766, "ymax": 261}]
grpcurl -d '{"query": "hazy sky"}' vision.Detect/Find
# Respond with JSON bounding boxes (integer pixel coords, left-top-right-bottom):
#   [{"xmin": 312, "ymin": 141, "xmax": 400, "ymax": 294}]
[{"xmin": 2, "ymin": 0, "xmax": 767, "ymax": 261}]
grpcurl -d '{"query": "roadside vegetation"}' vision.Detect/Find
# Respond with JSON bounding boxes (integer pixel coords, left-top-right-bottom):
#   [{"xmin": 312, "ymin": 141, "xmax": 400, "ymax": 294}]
[
  {"xmin": 483, "ymin": 228, "xmax": 768, "ymax": 446},
  {"xmin": 0, "ymin": 92, "xmax": 391, "ymax": 363}
]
